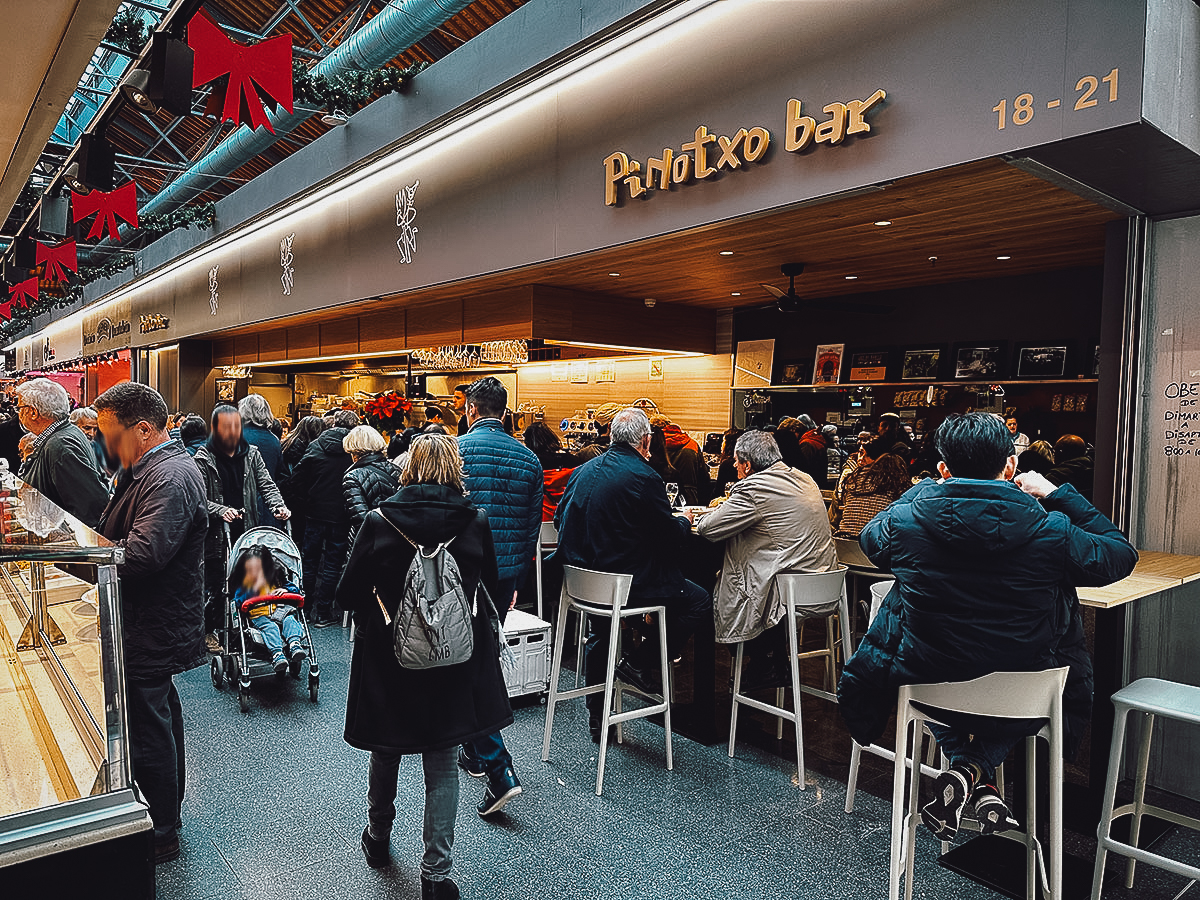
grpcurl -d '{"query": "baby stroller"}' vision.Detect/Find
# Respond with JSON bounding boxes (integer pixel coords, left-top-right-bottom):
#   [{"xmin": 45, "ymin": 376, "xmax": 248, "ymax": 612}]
[{"xmin": 209, "ymin": 525, "xmax": 320, "ymax": 712}]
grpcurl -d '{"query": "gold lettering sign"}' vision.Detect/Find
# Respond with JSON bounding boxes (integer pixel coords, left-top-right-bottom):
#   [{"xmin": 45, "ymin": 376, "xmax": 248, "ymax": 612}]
[{"xmin": 604, "ymin": 89, "xmax": 886, "ymax": 206}]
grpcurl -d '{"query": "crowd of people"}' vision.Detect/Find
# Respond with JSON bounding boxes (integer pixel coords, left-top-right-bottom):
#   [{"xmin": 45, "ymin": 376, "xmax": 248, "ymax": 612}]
[{"xmin": 0, "ymin": 374, "xmax": 1134, "ymax": 899}]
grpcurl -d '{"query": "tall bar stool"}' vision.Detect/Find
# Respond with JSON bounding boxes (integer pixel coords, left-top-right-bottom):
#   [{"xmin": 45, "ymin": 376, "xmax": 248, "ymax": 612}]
[
  {"xmin": 1090, "ymin": 678, "xmax": 1200, "ymax": 899},
  {"xmin": 887, "ymin": 667, "xmax": 1068, "ymax": 900},
  {"xmin": 541, "ymin": 564, "xmax": 673, "ymax": 796},
  {"xmin": 834, "ymin": 536, "xmax": 892, "ymax": 637},
  {"xmin": 728, "ymin": 567, "xmax": 850, "ymax": 789}
]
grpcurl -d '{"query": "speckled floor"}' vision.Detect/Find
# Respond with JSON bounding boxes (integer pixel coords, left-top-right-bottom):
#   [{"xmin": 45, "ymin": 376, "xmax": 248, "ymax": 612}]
[{"xmin": 156, "ymin": 625, "xmax": 1200, "ymax": 900}]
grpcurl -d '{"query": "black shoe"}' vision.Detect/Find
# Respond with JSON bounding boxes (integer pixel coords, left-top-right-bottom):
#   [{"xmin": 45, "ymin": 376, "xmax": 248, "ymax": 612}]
[
  {"xmin": 615, "ymin": 657, "xmax": 661, "ymax": 695},
  {"xmin": 421, "ymin": 875, "xmax": 461, "ymax": 900},
  {"xmin": 360, "ymin": 827, "xmax": 390, "ymax": 868},
  {"xmin": 921, "ymin": 766, "xmax": 974, "ymax": 840},
  {"xmin": 154, "ymin": 833, "xmax": 180, "ymax": 865},
  {"xmin": 588, "ymin": 714, "xmax": 617, "ymax": 744},
  {"xmin": 477, "ymin": 766, "xmax": 521, "ymax": 817},
  {"xmin": 457, "ymin": 747, "xmax": 486, "ymax": 778},
  {"xmin": 972, "ymin": 784, "xmax": 1020, "ymax": 835}
]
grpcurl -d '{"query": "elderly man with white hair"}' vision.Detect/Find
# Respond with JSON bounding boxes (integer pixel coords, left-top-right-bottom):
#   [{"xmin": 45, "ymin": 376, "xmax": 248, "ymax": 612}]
[
  {"xmin": 554, "ymin": 406, "xmax": 713, "ymax": 743},
  {"xmin": 16, "ymin": 378, "xmax": 109, "ymax": 526}
]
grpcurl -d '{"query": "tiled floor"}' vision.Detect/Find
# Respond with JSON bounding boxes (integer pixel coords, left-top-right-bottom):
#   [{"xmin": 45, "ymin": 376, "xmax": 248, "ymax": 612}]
[{"xmin": 158, "ymin": 626, "xmax": 1200, "ymax": 900}]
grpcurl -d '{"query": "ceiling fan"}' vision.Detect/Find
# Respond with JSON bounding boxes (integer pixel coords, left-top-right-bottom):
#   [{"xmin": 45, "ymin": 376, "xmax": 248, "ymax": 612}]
[{"xmin": 759, "ymin": 262, "xmax": 893, "ymax": 315}]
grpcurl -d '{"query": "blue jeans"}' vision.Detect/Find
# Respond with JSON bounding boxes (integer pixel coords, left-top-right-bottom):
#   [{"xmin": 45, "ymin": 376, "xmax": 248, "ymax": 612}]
[
  {"xmin": 249, "ymin": 611, "xmax": 304, "ymax": 656},
  {"xmin": 368, "ymin": 747, "xmax": 458, "ymax": 881},
  {"xmin": 301, "ymin": 520, "xmax": 349, "ymax": 621},
  {"xmin": 926, "ymin": 713, "xmax": 1043, "ymax": 785}
]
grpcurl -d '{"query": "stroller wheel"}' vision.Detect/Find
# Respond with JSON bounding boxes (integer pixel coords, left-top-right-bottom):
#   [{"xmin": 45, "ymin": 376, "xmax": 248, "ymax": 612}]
[
  {"xmin": 239, "ymin": 688, "xmax": 250, "ymax": 714},
  {"xmin": 308, "ymin": 673, "xmax": 319, "ymax": 703},
  {"xmin": 227, "ymin": 655, "xmax": 241, "ymax": 687},
  {"xmin": 210, "ymin": 656, "xmax": 224, "ymax": 690}
]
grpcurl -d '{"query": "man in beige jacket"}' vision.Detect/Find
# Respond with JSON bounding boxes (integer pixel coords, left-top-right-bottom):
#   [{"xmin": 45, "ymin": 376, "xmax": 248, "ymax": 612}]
[{"xmin": 696, "ymin": 430, "xmax": 838, "ymax": 691}]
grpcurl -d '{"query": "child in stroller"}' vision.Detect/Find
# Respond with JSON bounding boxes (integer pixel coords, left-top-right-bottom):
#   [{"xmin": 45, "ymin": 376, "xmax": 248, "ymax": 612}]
[{"xmin": 232, "ymin": 548, "xmax": 309, "ymax": 676}]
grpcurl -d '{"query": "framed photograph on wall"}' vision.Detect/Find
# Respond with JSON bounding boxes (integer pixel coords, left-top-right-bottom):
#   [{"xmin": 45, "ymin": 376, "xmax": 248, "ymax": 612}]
[
  {"xmin": 216, "ymin": 379, "xmax": 236, "ymax": 403},
  {"xmin": 954, "ymin": 344, "xmax": 1005, "ymax": 380},
  {"xmin": 812, "ymin": 343, "xmax": 845, "ymax": 385},
  {"xmin": 901, "ymin": 348, "xmax": 941, "ymax": 381},
  {"xmin": 848, "ymin": 350, "xmax": 889, "ymax": 383},
  {"xmin": 1016, "ymin": 345, "xmax": 1068, "ymax": 378},
  {"xmin": 779, "ymin": 361, "xmax": 806, "ymax": 385}
]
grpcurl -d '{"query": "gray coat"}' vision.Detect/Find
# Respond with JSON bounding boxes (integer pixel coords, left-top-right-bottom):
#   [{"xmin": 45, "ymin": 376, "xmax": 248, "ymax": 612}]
[
  {"xmin": 20, "ymin": 421, "xmax": 110, "ymax": 527},
  {"xmin": 193, "ymin": 440, "xmax": 285, "ymax": 558},
  {"xmin": 696, "ymin": 461, "xmax": 839, "ymax": 643}
]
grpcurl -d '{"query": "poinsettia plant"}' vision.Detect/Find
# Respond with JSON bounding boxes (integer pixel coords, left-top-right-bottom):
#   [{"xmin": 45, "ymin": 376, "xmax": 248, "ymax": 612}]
[{"xmin": 364, "ymin": 391, "xmax": 412, "ymax": 429}]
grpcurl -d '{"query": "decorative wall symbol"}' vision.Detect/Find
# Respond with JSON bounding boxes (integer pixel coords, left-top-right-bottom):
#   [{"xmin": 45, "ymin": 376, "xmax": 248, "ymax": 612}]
[
  {"xmin": 280, "ymin": 233, "xmax": 295, "ymax": 295},
  {"xmin": 396, "ymin": 180, "xmax": 419, "ymax": 265},
  {"xmin": 208, "ymin": 265, "xmax": 220, "ymax": 315}
]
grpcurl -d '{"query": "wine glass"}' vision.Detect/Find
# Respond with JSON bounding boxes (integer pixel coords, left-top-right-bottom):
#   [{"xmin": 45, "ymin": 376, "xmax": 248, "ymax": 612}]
[{"xmin": 666, "ymin": 483, "xmax": 680, "ymax": 508}]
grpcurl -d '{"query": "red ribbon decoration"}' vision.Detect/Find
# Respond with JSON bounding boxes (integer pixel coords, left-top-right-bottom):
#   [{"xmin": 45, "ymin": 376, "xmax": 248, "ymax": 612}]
[
  {"xmin": 189, "ymin": 12, "xmax": 294, "ymax": 133},
  {"xmin": 72, "ymin": 182, "xmax": 139, "ymax": 242},
  {"xmin": 0, "ymin": 301, "xmax": 12, "ymax": 322},
  {"xmin": 35, "ymin": 239, "xmax": 78, "ymax": 283},
  {"xmin": 9, "ymin": 277, "xmax": 38, "ymax": 309}
]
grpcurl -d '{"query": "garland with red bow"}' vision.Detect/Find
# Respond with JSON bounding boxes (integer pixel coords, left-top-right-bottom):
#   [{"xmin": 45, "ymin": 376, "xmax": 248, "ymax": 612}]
[
  {"xmin": 189, "ymin": 12, "xmax": 293, "ymax": 132},
  {"xmin": 36, "ymin": 239, "xmax": 78, "ymax": 283},
  {"xmin": 72, "ymin": 182, "xmax": 139, "ymax": 242}
]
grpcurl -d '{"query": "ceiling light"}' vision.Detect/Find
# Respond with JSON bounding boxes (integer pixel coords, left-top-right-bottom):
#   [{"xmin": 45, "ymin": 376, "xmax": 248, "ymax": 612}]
[
  {"xmin": 120, "ymin": 69, "xmax": 158, "ymax": 115},
  {"xmin": 845, "ymin": 275, "xmax": 858, "ymax": 280},
  {"xmin": 321, "ymin": 109, "xmax": 350, "ymax": 127},
  {"xmin": 719, "ymin": 250, "xmax": 734, "ymax": 256},
  {"xmin": 730, "ymin": 291, "xmax": 741, "ymax": 296},
  {"xmin": 608, "ymin": 272, "xmax": 620, "ymax": 277},
  {"xmin": 873, "ymin": 220, "xmax": 891, "ymax": 226},
  {"xmin": 63, "ymin": 163, "xmax": 89, "ymax": 195},
  {"xmin": 996, "ymin": 255, "xmax": 1011, "ymax": 260}
]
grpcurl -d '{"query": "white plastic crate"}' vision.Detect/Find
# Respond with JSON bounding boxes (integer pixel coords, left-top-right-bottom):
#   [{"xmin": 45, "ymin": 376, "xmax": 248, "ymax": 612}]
[{"xmin": 502, "ymin": 609, "xmax": 552, "ymax": 699}]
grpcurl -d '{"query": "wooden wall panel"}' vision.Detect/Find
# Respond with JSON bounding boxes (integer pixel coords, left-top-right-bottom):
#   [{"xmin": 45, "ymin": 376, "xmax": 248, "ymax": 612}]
[
  {"xmin": 233, "ymin": 334, "xmax": 259, "ymax": 364},
  {"xmin": 358, "ymin": 310, "xmax": 406, "ymax": 354},
  {"xmin": 407, "ymin": 300, "xmax": 462, "ymax": 346},
  {"xmin": 532, "ymin": 286, "xmax": 716, "ymax": 353},
  {"xmin": 463, "ymin": 288, "xmax": 534, "ymax": 342},
  {"xmin": 287, "ymin": 325, "xmax": 320, "ymax": 360},
  {"xmin": 257, "ymin": 328, "xmax": 287, "ymax": 361},
  {"xmin": 320, "ymin": 319, "xmax": 360, "ymax": 357},
  {"xmin": 212, "ymin": 338, "xmax": 236, "ymax": 367}
]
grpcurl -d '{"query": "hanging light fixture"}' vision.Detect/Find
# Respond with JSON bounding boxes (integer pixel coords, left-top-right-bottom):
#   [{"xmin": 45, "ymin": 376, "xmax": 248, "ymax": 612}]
[
  {"xmin": 120, "ymin": 68, "xmax": 158, "ymax": 114},
  {"xmin": 63, "ymin": 163, "xmax": 89, "ymax": 195}
]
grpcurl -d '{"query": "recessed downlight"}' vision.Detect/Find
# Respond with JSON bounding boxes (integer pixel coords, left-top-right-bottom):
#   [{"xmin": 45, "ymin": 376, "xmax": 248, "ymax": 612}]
[
  {"xmin": 873, "ymin": 220, "xmax": 892, "ymax": 226},
  {"xmin": 845, "ymin": 275, "xmax": 858, "ymax": 280},
  {"xmin": 719, "ymin": 250, "xmax": 735, "ymax": 256},
  {"xmin": 608, "ymin": 272, "xmax": 620, "ymax": 276},
  {"xmin": 730, "ymin": 291, "xmax": 741, "ymax": 296},
  {"xmin": 996, "ymin": 255, "xmax": 1011, "ymax": 260}
]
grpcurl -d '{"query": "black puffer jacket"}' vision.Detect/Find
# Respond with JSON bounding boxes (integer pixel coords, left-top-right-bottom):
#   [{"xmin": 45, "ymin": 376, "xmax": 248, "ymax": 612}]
[
  {"xmin": 343, "ymin": 451, "xmax": 400, "ymax": 544},
  {"xmin": 289, "ymin": 427, "xmax": 352, "ymax": 524}
]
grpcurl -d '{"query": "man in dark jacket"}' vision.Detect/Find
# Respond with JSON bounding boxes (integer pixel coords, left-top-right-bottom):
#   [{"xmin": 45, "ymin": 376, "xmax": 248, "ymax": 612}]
[
  {"xmin": 555, "ymin": 407, "xmax": 713, "ymax": 743},
  {"xmin": 194, "ymin": 405, "xmax": 289, "ymax": 643},
  {"xmin": 290, "ymin": 409, "xmax": 359, "ymax": 625},
  {"xmin": 94, "ymin": 382, "xmax": 207, "ymax": 865},
  {"xmin": 1047, "ymin": 433, "xmax": 1095, "ymax": 502},
  {"xmin": 794, "ymin": 414, "xmax": 831, "ymax": 490},
  {"xmin": 16, "ymin": 378, "xmax": 109, "ymax": 526},
  {"xmin": 455, "ymin": 377, "xmax": 540, "ymax": 816},
  {"xmin": 838, "ymin": 413, "xmax": 1137, "ymax": 841}
]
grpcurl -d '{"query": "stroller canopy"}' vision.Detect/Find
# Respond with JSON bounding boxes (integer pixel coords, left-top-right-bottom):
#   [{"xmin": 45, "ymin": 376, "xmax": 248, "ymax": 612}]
[{"xmin": 227, "ymin": 526, "xmax": 304, "ymax": 592}]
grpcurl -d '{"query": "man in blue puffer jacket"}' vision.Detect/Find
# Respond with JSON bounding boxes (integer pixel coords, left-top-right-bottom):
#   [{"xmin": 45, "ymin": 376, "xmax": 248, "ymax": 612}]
[
  {"xmin": 838, "ymin": 413, "xmax": 1136, "ymax": 841},
  {"xmin": 456, "ymin": 376, "xmax": 542, "ymax": 819}
]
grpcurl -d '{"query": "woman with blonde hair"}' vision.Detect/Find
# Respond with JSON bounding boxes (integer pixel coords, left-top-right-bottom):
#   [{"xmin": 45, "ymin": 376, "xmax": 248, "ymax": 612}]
[
  {"xmin": 342, "ymin": 424, "xmax": 400, "ymax": 545},
  {"xmin": 335, "ymin": 433, "xmax": 510, "ymax": 898}
]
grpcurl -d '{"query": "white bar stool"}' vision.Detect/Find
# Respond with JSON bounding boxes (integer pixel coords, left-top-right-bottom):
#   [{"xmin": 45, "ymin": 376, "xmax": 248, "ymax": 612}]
[
  {"xmin": 887, "ymin": 667, "xmax": 1068, "ymax": 900},
  {"xmin": 727, "ymin": 567, "xmax": 850, "ymax": 789},
  {"xmin": 1090, "ymin": 678, "xmax": 1200, "ymax": 899},
  {"xmin": 541, "ymin": 564, "xmax": 673, "ymax": 796}
]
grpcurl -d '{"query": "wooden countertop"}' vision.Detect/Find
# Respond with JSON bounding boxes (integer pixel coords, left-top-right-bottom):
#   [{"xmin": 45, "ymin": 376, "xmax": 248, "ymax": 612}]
[{"xmin": 1077, "ymin": 551, "xmax": 1200, "ymax": 609}]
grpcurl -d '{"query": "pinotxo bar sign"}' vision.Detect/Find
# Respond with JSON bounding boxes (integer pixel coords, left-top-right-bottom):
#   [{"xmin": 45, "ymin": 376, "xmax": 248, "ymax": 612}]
[{"xmin": 603, "ymin": 89, "xmax": 886, "ymax": 207}]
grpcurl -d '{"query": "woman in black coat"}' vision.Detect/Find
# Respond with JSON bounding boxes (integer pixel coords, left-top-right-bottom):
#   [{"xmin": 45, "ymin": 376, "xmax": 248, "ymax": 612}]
[
  {"xmin": 341, "ymin": 425, "xmax": 401, "ymax": 545},
  {"xmin": 335, "ymin": 433, "xmax": 511, "ymax": 899}
]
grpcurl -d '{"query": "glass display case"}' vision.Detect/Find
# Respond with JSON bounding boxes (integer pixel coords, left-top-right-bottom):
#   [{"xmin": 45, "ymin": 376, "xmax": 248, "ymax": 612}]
[{"xmin": 0, "ymin": 476, "xmax": 152, "ymax": 893}]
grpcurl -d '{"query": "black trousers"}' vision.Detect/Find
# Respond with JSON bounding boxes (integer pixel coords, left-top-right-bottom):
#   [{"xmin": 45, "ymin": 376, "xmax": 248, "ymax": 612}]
[
  {"xmin": 584, "ymin": 578, "xmax": 711, "ymax": 715},
  {"xmin": 126, "ymin": 675, "xmax": 186, "ymax": 841}
]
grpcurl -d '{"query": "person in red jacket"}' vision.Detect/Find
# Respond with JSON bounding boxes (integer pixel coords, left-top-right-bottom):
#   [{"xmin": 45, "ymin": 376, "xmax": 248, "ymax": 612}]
[{"xmin": 523, "ymin": 421, "xmax": 580, "ymax": 520}]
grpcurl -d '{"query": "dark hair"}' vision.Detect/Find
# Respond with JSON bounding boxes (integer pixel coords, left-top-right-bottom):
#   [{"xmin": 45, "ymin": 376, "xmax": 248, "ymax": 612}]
[
  {"xmin": 454, "ymin": 384, "xmax": 471, "ymax": 394},
  {"xmin": 422, "ymin": 423, "xmax": 447, "ymax": 435},
  {"xmin": 269, "ymin": 418, "xmax": 284, "ymax": 439},
  {"xmin": 719, "ymin": 427, "xmax": 744, "ymax": 462},
  {"xmin": 846, "ymin": 452, "xmax": 911, "ymax": 498},
  {"xmin": 281, "ymin": 415, "xmax": 327, "ymax": 454},
  {"xmin": 235, "ymin": 547, "xmax": 284, "ymax": 592},
  {"xmin": 647, "ymin": 426, "xmax": 676, "ymax": 480},
  {"xmin": 94, "ymin": 382, "xmax": 169, "ymax": 431},
  {"xmin": 180, "ymin": 415, "xmax": 207, "ymax": 445},
  {"xmin": 211, "ymin": 403, "xmax": 239, "ymax": 430},
  {"xmin": 332, "ymin": 410, "xmax": 360, "ymax": 430},
  {"xmin": 389, "ymin": 425, "xmax": 422, "ymax": 459},
  {"xmin": 863, "ymin": 438, "xmax": 891, "ymax": 460},
  {"xmin": 934, "ymin": 413, "xmax": 1015, "ymax": 479},
  {"xmin": 465, "ymin": 376, "xmax": 507, "ymax": 419},
  {"xmin": 523, "ymin": 420, "xmax": 562, "ymax": 461}
]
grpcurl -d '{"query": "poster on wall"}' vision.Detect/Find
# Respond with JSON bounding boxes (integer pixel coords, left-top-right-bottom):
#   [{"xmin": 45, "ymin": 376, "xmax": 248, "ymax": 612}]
[
  {"xmin": 848, "ymin": 351, "xmax": 888, "ymax": 382},
  {"xmin": 954, "ymin": 344, "xmax": 1005, "ymax": 380},
  {"xmin": 549, "ymin": 362, "xmax": 568, "ymax": 383},
  {"xmin": 1016, "ymin": 345, "xmax": 1068, "ymax": 378},
  {"xmin": 648, "ymin": 358, "xmax": 664, "ymax": 381},
  {"xmin": 812, "ymin": 344, "xmax": 844, "ymax": 385},
  {"xmin": 596, "ymin": 361, "xmax": 616, "ymax": 383},
  {"xmin": 732, "ymin": 339, "xmax": 774, "ymax": 388},
  {"xmin": 568, "ymin": 361, "xmax": 589, "ymax": 384},
  {"xmin": 216, "ymin": 379, "xmax": 237, "ymax": 403},
  {"xmin": 902, "ymin": 348, "xmax": 941, "ymax": 380}
]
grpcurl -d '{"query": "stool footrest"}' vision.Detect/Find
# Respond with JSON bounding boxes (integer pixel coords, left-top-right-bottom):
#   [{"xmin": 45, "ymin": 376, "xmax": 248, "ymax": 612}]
[
  {"xmin": 1099, "ymin": 837, "xmax": 1200, "ymax": 882},
  {"xmin": 1109, "ymin": 802, "xmax": 1200, "ymax": 835},
  {"xmin": 608, "ymin": 702, "xmax": 668, "ymax": 725},
  {"xmin": 733, "ymin": 693, "xmax": 796, "ymax": 723}
]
